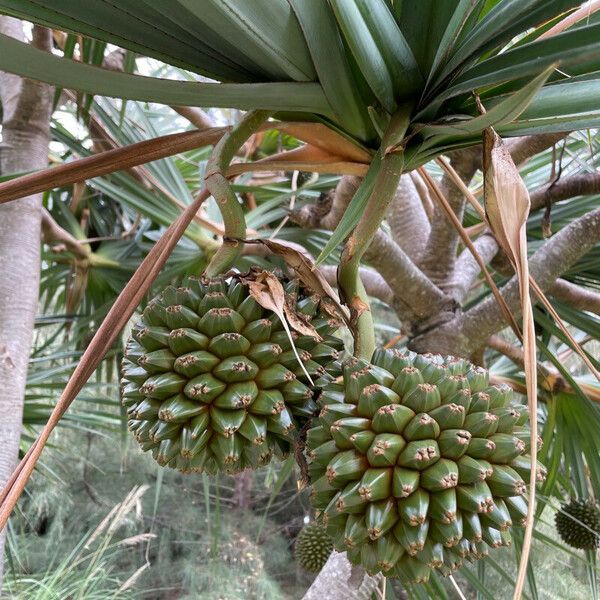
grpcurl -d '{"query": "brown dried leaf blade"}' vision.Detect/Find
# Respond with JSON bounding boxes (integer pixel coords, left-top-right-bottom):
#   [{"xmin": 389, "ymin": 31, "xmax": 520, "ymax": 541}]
[
  {"xmin": 483, "ymin": 127, "xmax": 536, "ymax": 600},
  {"xmin": 247, "ymin": 238, "xmax": 349, "ymax": 323},
  {"xmin": 244, "ymin": 271, "xmax": 315, "ymax": 385}
]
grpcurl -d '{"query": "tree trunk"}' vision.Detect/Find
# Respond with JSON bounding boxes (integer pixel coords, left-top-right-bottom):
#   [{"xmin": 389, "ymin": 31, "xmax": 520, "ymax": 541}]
[
  {"xmin": 0, "ymin": 17, "xmax": 53, "ymax": 586},
  {"xmin": 302, "ymin": 551, "xmax": 383, "ymax": 600}
]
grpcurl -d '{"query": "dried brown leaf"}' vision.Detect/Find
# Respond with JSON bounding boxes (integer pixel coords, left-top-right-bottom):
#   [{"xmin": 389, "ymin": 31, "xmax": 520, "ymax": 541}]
[
  {"xmin": 245, "ymin": 271, "xmax": 315, "ymax": 384},
  {"xmin": 246, "ymin": 238, "xmax": 350, "ymax": 323},
  {"xmin": 0, "ymin": 128, "xmax": 226, "ymax": 205},
  {"xmin": 283, "ymin": 293, "xmax": 322, "ymax": 341},
  {"xmin": 269, "ymin": 122, "xmax": 372, "ymax": 163},
  {"xmin": 482, "ymin": 127, "xmax": 536, "ymax": 600}
]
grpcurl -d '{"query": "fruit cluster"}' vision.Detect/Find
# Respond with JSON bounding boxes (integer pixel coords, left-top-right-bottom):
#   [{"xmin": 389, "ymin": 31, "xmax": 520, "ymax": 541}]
[
  {"xmin": 306, "ymin": 348, "xmax": 543, "ymax": 582},
  {"xmin": 121, "ymin": 276, "xmax": 342, "ymax": 473},
  {"xmin": 555, "ymin": 499, "xmax": 600, "ymax": 550}
]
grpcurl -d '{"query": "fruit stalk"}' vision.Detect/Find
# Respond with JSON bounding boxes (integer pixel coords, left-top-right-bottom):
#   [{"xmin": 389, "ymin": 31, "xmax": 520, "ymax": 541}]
[
  {"xmin": 338, "ymin": 105, "xmax": 412, "ymax": 360},
  {"xmin": 204, "ymin": 110, "xmax": 272, "ymax": 276}
]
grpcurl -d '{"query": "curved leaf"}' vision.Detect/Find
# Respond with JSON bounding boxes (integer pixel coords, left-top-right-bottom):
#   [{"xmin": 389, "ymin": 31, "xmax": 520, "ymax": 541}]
[{"xmin": 0, "ymin": 33, "xmax": 332, "ymax": 115}]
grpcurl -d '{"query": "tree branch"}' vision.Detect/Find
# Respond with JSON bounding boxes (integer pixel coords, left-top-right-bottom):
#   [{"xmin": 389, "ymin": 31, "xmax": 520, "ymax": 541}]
[
  {"xmin": 387, "ymin": 173, "xmax": 430, "ymax": 260},
  {"xmin": 319, "ymin": 264, "xmax": 393, "ymax": 304},
  {"xmin": 418, "ymin": 147, "xmax": 480, "ymax": 290},
  {"xmin": 411, "ymin": 207, "xmax": 600, "ymax": 356},
  {"xmin": 41, "ymin": 208, "xmax": 90, "ymax": 260},
  {"xmin": 409, "ymin": 171, "xmax": 434, "ymax": 220},
  {"xmin": 448, "ymin": 233, "xmax": 499, "ymax": 303},
  {"xmin": 0, "ymin": 17, "xmax": 53, "ymax": 588},
  {"xmin": 505, "ymin": 133, "xmax": 568, "ymax": 167},
  {"xmin": 290, "ymin": 176, "xmax": 455, "ymax": 324},
  {"xmin": 171, "ymin": 105, "xmax": 215, "ymax": 131},
  {"xmin": 530, "ymin": 172, "xmax": 600, "ymax": 212},
  {"xmin": 549, "ymin": 278, "xmax": 600, "ymax": 316}
]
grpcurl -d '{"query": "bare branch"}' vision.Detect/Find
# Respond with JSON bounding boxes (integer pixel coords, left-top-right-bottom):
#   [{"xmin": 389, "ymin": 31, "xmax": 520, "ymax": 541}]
[
  {"xmin": 504, "ymin": 133, "xmax": 567, "ymax": 167},
  {"xmin": 410, "ymin": 171, "xmax": 434, "ymax": 220},
  {"xmin": 290, "ymin": 176, "xmax": 454, "ymax": 324},
  {"xmin": 412, "ymin": 207, "xmax": 600, "ymax": 356},
  {"xmin": 449, "ymin": 234, "xmax": 499, "ymax": 303},
  {"xmin": 549, "ymin": 278, "xmax": 600, "ymax": 316},
  {"xmin": 171, "ymin": 105, "xmax": 215, "ymax": 131},
  {"xmin": 321, "ymin": 175, "xmax": 362, "ymax": 230},
  {"xmin": 418, "ymin": 147, "xmax": 480, "ymax": 290},
  {"xmin": 41, "ymin": 209, "xmax": 89, "ymax": 260},
  {"xmin": 387, "ymin": 173, "xmax": 430, "ymax": 260},
  {"xmin": 530, "ymin": 172, "xmax": 600, "ymax": 212}
]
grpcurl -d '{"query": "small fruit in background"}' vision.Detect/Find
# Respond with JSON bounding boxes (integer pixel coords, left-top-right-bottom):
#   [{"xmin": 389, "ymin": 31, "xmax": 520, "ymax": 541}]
[
  {"xmin": 555, "ymin": 499, "xmax": 600, "ymax": 550},
  {"xmin": 296, "ymin": 523, "xmax": 334, "ymax": 572}
]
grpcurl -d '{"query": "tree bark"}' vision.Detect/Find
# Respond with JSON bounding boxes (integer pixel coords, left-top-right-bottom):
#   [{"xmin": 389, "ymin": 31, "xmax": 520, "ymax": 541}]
[
  {"xmin": 387, "ymin": 173, "xmax": 430, "ymax": 260},
  {"xmin": 418, "ymin": 147, "xmax": 480, "ymax": 291},
  {"xmin": 411, "ymin": 207, "xmax": 600, "ymax": 356},
  {"xmin": 0, "ymin": 18, "xmax": 53, "ymax": 586},
  {"xmin": 302, "ymin": 551, "xmax": 383, "ymax": 600}
]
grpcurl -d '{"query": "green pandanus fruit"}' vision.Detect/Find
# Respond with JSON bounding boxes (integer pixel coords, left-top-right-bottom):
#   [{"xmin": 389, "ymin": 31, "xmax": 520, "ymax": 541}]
[
  {"xmin": 121, "ymin": 274, "xmax": 343, "ymax": 474},
  {"xmin": 555, "ymin": 499, "xmax": 600, "ymax": 550},
  {"xmin": 306, "ymin": 348, "xmax": 545, "ymax": 583},
  {"xmin": 295, "ymin": 523, "xmax": 334, "ymax": 572}
]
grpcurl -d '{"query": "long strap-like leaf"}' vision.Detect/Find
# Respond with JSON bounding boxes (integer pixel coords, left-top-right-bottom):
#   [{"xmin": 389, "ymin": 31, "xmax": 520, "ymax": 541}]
[{"xmin": 0, "ymin": 33, "xmax": 332, "ymax": 115}]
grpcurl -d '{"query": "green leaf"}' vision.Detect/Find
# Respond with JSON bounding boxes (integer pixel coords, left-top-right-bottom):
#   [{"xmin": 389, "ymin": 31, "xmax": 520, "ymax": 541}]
[
  {"xmin": 315, "ymin": 153, "xmax": 382, "ymax": 265},
  {"xmin": 0, "ymin": 33, "xmax": 332, "ymax": 115},
  {"xmin": 329, "ymin": 0, "xmax": 397, "ymax": 113},
  {"xmin": 445, "ymin": 23, "xmax": 600, "ymax": 101},
  {"xmin": 0, "ymin": 0, "xmax": 256, "ymax": 81},
  {"xmin": 512, "ymin": 78, "xmax": 600, "ymax": 122},
  {"xmin": 419, "ymin": 66, "xmax": 553, "ymax": 140},
  {"xmin": 435, "ymin": 0, "xmax": 582, "ymax": 85},
  {"xmin": 425, "ymin": 0, "xmax": 482, "ymax": 88},
  {"xmin": 289, "ymin": 0, "xmax": 374, "ymax": 141},
  {"xmin": 353, "ymin": 0, "xmax": 423, "ymax": 99},
  {"xmin": 176, "ymin": 0, "xmax": 317, "ymax": 82},
  {"xmin": 395, "ymin": 0, "xmax": 466, "ymax": 76}
]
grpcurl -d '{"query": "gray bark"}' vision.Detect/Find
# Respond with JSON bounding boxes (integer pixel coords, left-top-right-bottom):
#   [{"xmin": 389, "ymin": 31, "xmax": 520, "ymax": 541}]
[
  {"xmin": 302, "ymin": 551, "xmax": 383, "ymax": 600},
  {"xmin": 418, "ymin": 148, "xmax": 480, "ymax": 291},
  {"xmin": 447, "ymin": 233, "xmax": 500, "ymax": 303},
  {"xmin": 411, "ymin": 207, "xmax": 600, "ymax": 356},
  {"xmin": 387, "ymin": 173, "xmax": 430, "ymax": 260},
  {"xmin": 0, "ymin": 17, "xmax": 53, "ymax": 585}
]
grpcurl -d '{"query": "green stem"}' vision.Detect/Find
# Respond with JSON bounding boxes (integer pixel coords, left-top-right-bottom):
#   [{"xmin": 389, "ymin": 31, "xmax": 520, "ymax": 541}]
[
  {"xmin": 338, "ymin": 105, "xmax": 412, "ymax": 360},
  {"xmin": 204, "ymin": 110, "xmax": 271, "ymax": 277}
]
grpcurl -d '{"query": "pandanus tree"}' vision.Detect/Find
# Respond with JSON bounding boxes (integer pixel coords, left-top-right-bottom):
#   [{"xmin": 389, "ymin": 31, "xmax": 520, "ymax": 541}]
[{"xmin": 0, "ymin": 1, "xmax": 600, "ymax": 598}]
